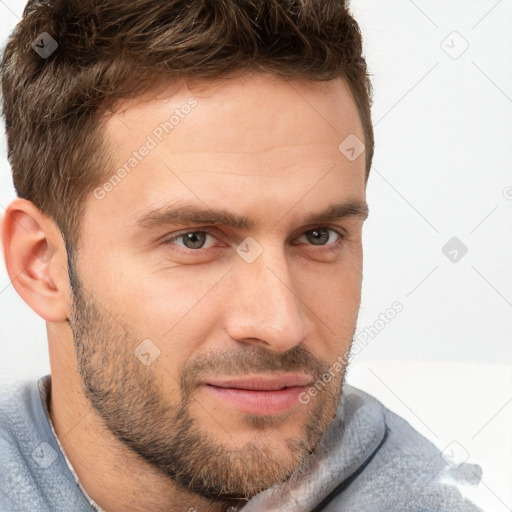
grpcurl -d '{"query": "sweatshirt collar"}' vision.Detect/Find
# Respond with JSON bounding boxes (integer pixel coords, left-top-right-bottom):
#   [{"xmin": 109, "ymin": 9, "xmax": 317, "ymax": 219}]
[
  {"xmin": 241, "ymin": 384, "xmax": 387, "ymax": 511},
  {"xmin": 38, "ymin": 376, "xmax": 386, "ymax": 512}
]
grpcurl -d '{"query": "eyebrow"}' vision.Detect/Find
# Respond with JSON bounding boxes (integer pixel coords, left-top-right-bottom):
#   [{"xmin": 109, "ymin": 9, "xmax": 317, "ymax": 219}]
[{"xmin": 136, "ymin": 199, "xmax": 369, "ymax": 231}]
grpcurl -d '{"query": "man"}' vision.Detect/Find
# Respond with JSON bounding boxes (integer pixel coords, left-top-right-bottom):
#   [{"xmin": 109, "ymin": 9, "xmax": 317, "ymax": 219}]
[{"xmin": 0, "ymin": 0, "xmax": 483, "ymax": 510}]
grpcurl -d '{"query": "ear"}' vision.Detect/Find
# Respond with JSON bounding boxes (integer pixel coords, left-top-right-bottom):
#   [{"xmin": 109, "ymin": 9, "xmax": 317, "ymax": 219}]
[{"xmin": 1, "ymin": 198, "xmax": 70, "ymax": 322}]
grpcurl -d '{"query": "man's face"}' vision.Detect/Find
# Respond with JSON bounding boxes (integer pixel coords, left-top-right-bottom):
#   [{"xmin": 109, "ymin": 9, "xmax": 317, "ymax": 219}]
[{"xmin": 68, "ymin": 73, "xmax": 367, "ymax": 501}]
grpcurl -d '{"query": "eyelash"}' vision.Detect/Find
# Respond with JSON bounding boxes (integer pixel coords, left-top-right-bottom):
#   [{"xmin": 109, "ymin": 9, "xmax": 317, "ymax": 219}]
[{"xmin": 161, "ymin": 226, "xmax": 346, "ymax": 253}]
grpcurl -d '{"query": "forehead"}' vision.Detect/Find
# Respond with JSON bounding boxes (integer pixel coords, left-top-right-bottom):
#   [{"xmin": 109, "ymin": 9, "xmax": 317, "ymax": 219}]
[
  {"xmin": 89, "ymin": 73, "xmax": 366, "ymax": 233},
  {"xmin": 104, "ymin": 72, "xmax": 363, "ymax": 157}
]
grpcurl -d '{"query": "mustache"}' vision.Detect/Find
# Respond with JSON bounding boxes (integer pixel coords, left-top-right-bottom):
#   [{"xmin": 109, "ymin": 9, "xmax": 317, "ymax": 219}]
[{"xmin": 179, "ymin": 344, "xmax": 333, "ymax": 399}]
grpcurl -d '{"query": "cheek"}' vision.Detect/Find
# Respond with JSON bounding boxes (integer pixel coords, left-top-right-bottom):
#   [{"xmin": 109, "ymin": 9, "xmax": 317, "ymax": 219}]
[
  {"xmin": 106, "ymin": 264, "xmax": 226, "ymax": 364},
  {"xmin": 299, "ymin": 250, "xmax": 362, "ymax": 303},
  {"xmin": 131, "ymin": 266, "xmax": 225, "ymax": 323},
  {"xmin": 299, "ymin": 262, "xmax": 362, "ymax": 347},
  {"xmin": 87, "ymin": 250, "xmax": 217, "ymax": 321},
  {"xmin": 75, "ymin": 248, "xmax": 219, "ymax": 368}
]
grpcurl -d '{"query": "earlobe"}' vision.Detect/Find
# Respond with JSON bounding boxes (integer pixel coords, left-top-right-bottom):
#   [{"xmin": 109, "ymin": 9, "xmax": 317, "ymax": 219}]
[{"xmin": 1, "ymin": 198, "xmax": 70, "ymax": 322}]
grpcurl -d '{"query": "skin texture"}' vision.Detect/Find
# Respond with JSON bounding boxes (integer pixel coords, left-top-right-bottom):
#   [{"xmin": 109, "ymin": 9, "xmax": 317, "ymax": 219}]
[{"xmin": 1, "ymin": 72, "xmax": 368, "ymax": 512}]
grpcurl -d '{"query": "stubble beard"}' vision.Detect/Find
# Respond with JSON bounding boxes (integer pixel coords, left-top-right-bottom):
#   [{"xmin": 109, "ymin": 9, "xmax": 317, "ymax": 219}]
[{"xmin": 66, "ymin": 256, "xmax": 348, "ymax": 504}]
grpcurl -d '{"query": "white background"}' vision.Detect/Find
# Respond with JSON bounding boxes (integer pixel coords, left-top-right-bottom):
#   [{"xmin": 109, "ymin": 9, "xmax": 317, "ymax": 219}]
[{"xmin": 0, "ymin": 0, "xmax": 510, "ymax": 510}]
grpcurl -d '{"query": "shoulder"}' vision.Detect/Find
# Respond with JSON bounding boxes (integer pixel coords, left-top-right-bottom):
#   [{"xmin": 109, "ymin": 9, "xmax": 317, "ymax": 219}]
[
  {"xmin": 0, "ymin": 377, "xmax": 92, "ymax": 511},
  {"xmin": 335, "ymin": 384, "xmax": 484, "ymax": 511},
  {"xmin": 0, "ymin": 378, "xmax": 49, "ymax": 510}
]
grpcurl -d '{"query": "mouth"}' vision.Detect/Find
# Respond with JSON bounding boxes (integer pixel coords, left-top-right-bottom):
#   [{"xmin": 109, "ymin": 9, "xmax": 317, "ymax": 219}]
[{"xmin": 201, "ymin": 374, "xmax": 313, "ymax": 416}]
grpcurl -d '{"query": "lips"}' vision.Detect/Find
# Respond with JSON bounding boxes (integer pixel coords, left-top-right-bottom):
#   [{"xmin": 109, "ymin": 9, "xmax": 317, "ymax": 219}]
[{"xmin": 201, "ymin": 373, "xmax": 313, "ymax": 416}]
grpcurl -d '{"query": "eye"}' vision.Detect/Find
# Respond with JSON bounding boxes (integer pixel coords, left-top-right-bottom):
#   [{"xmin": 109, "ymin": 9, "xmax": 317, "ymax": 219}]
[
  {"xmin": 161, "ymin": 226, "xmax": 345, "ymax": 253},
  {"xmin": 295, "ymin": 227, "xmax": 344, "ymax": 247},
  {"xmin": 163, "ymin": 230, "xmax": 218, "ymax": 250}
]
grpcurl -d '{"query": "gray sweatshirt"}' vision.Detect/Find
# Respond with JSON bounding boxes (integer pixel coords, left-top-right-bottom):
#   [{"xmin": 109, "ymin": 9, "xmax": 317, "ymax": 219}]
[{"xmin": 0, "ymin": 375, "xmax": 483, "ymax": 511}]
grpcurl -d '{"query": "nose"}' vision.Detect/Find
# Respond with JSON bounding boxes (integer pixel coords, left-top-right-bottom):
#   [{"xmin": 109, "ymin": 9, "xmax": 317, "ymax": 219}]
[{"xmin": 223, "ymin": 244, "xmax": 311, "ymax": 352}]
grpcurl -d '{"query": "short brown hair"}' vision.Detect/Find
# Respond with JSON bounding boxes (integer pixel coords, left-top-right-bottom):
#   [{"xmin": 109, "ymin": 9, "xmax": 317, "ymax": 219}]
[{"xmin": 1, "ymin": 0, "xmax": 374, "ymax": 250}]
